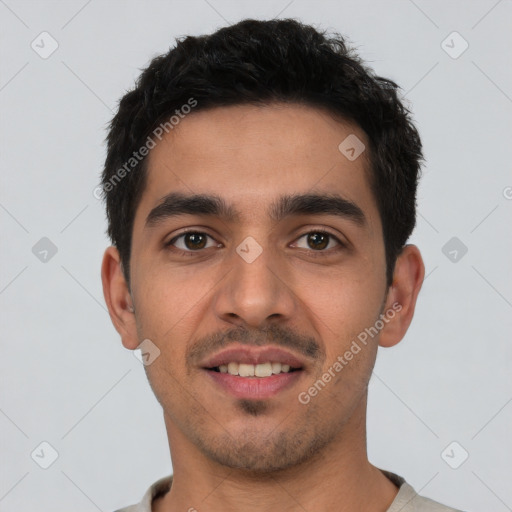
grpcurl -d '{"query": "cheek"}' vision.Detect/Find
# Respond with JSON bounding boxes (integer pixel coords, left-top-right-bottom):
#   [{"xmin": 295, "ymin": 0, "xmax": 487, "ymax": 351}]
[
  {"xmin": 297, "ymin": 262, "xmax": 383, "ymax": 333},
  {"xmin": 135, "ymin": 260, "xmax": 218, "ymax": 336},
  {"xmin": 133, "ymin": 263, "xmax": 222, "ymax": 394},
  {"xmin": 293, "ymin": 262, "xmax": 383, "ymax": 381}
]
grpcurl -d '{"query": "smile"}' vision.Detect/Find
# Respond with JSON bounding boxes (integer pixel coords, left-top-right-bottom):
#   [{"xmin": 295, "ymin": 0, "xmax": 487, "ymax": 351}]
[{"xmin": 210, "ymin": 361, "xmax": 300, "ymax": 377}]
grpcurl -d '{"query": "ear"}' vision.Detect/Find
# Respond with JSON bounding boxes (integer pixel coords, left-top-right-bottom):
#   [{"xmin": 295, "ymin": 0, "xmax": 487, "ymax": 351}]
[
  {"xmin": 378, "ymin": 244, "xmax": 425, "ymax": 348},
  {"xmin": 101, "ymin": 246, "xmax": 140, "ymax": 350}
]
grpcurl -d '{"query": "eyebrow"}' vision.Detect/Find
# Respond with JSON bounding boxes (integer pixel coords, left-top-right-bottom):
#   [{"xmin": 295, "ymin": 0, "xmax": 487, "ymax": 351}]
[{"xmin": 145, "ymin": 192, "xmax": 366, "ymax": 228}]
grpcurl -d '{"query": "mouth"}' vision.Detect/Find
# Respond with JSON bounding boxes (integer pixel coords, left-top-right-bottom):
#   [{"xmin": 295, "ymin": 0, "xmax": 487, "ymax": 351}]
[
  {"xmin": 207, "ymin": 361, "xmax": 302, "ymax": 376},
  {"xmin": 200, "ymin": 346, "xmax": 306, "ymax": 400}
]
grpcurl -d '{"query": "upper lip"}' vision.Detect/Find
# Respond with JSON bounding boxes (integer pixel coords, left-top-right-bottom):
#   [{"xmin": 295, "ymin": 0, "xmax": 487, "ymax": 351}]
[{"xmin": 201, "ymin": 345, "xmax": 305, "ymax": 369}]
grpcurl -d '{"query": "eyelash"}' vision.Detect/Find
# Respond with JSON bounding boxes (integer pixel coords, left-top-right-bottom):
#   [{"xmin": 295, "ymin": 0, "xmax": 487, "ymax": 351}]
[{"xmin": 164, "ymin": 229, "xmax": 345, "ymax": 258}]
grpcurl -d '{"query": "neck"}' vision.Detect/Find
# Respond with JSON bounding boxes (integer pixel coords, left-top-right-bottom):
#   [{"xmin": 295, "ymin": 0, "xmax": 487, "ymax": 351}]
[{"xmin": 155, "ymin": 396, "xmax": 398, "ymax": 512}]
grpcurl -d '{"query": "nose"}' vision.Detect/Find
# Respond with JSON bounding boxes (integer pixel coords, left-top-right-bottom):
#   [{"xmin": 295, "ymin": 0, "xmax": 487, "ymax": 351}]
[{"xmin": 211, "ymin": 241, "xmax": 297, "ymax": 329}]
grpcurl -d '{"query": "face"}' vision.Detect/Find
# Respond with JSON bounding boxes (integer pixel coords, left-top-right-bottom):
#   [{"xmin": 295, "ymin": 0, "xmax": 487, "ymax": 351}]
[{"xmin": 115, "ymin": 104, "xmax": 402, "ymax": 473}]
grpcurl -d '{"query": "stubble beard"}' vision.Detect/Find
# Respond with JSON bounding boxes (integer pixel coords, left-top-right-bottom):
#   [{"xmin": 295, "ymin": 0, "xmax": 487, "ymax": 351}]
[{"xmin": 185, "ymin": 397, "xmax": 343, "ymax": 475}]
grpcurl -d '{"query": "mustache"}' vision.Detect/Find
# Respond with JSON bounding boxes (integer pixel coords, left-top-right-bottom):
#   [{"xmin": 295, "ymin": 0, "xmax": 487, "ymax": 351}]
[{"xmin": 187, "ymin": 324, "xmax": 322, "ymax": 367}]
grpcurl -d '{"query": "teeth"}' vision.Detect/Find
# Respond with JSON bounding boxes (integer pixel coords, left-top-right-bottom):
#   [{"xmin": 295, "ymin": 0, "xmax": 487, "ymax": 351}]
[
  {"xmin": 238, "ymin": 363, "xmax": 255, "ymax": 377},
  {"xmin": 255, "ymin": 362, "xmax": 273, "ymax": 377},
  {"xmin": 219, "ymin": 362, "xmax": 296, "ymax": 377}
]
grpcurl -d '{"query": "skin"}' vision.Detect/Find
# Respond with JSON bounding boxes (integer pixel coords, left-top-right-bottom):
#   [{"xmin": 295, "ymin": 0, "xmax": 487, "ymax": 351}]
[{"xmin": 102, "ymin": 103, "xmax": 424, "ymax": 512}]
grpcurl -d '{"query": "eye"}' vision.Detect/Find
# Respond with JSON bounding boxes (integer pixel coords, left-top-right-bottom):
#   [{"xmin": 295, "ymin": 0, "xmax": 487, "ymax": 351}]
[
  {"xmin": 164, "ymin": 229, "xmax": 344, "ymax": 257},
  {"xmin": 293, "ymin": 230, "xmax": 343, "ymax": 253},
  {"xmin": 165, "ymin": 231, "xmax": 221, "ymax": 253}
]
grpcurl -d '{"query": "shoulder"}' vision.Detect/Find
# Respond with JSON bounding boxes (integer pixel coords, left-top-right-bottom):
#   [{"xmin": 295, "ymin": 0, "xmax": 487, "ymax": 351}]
[
  {"xmin": 395, "ymin": 482, "xmax": 466, "ymax": 511},
  {"xmin": 382, "ymin": 470, "xmax": 466, "ymax": 512},
  {"xmin": 112, "ymin": 475, "xmax": 173, "ymax": 512}
]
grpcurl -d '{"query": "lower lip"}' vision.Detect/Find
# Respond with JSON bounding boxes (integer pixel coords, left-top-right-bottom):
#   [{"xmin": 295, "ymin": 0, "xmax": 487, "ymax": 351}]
[{"xmin": 204, "ymin": 369, "xmax": 303, "ymax": 399}]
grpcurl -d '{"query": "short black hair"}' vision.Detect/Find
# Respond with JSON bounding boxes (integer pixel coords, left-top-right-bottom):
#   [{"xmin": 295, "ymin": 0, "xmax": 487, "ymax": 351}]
[{"xmin": 101, "ymin": 18, "xmax": 423, "ymax": 288}]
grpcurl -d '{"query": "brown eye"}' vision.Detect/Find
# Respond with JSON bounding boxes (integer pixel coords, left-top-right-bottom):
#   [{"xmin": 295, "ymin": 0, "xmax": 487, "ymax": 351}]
[
  {"xmin": 166, "ymin": 231, "xmax": 219, "ymax": 252},
  {"xmin": 306, "ymin": 232, "xmax": 329, "ymax": 250},
  {"xmin": 183, "ymin": 233, "xmax": 207, "ymax": 250},
  {"xmin": 294, "ymin": 231, "xmax": 341, "ymax": 252}
]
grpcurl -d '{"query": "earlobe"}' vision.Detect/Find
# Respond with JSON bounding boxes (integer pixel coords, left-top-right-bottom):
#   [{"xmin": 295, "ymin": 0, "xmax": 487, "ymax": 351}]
[
  {"xmin": 378, "ymin": 244, "xmax": 425, "ymax": 348},
  {"xmin": 101, "ymin": 246, "xmax": 140, "ymax": 350}
]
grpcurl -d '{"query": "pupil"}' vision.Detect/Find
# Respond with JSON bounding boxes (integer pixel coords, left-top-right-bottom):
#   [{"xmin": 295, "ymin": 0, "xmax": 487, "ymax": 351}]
[
  {"xmin": 308, "ymin": 233, "xmax": 328, "ymax": 250},
  {"xmin": 185, "ymin": 233, "xmax": 206, "ymax": 250}
]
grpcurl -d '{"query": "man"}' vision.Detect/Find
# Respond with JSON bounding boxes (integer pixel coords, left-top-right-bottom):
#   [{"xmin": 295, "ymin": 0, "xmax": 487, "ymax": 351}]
[{"xmin": 100, "ymin": 18, "xmax": 465, "ymax": 512}]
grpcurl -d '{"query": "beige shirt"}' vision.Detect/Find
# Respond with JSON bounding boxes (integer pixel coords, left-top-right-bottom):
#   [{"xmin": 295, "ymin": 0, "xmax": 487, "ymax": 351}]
[{"xmin": 113, "ymin": 470, "xmax": 464, "ymax": 511}]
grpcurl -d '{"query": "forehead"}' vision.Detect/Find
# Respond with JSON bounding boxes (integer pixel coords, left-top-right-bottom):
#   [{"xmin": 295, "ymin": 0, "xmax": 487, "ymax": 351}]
[{"xmin": 136, "ymin": 103, "xmax": 380, "ymax": 232}]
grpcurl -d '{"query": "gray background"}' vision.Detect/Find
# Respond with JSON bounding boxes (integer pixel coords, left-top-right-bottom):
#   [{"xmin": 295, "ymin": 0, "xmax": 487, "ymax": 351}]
[{"xmin": 1, "ymin": 0, "xmax": 511, "ymax": 510}]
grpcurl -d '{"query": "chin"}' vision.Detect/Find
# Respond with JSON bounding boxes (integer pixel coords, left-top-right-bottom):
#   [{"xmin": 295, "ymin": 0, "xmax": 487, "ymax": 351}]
[{"xmin": 192, "ymin": 425, "xmax": 330, "ymax": 474}]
